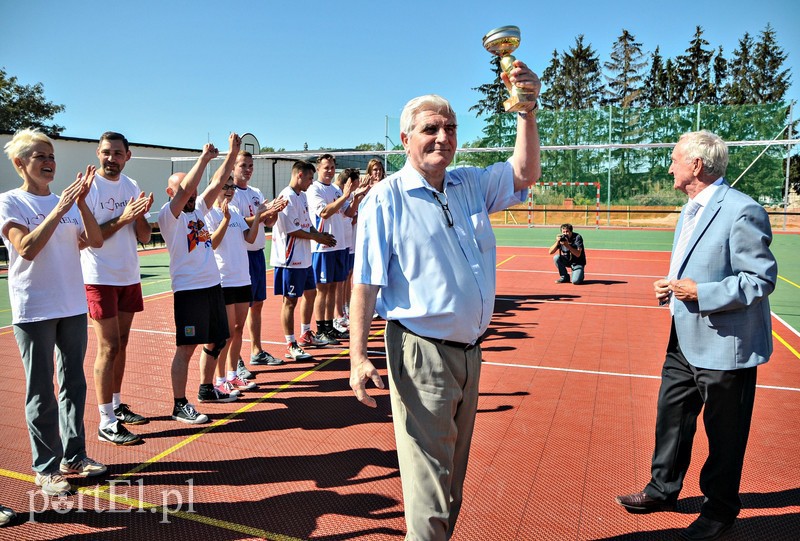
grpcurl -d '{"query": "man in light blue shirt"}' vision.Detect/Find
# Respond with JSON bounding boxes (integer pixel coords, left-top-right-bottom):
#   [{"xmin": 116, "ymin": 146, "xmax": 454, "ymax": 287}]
[{"xmin": 349, "ymin": 59, "xmax": 541, "ymax": 540}]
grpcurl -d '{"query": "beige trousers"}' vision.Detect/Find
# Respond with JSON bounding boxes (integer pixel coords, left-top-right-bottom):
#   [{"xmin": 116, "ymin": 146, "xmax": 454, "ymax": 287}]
[{"xmin": 385, "ymin": 321, "xmax": 482, "ymax": 541}]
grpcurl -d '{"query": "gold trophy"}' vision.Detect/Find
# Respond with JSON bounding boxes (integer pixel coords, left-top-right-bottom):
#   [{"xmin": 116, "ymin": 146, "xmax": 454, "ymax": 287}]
[{"xmin": 482, "ymin": 25, "xmax": 537, "ymax": 112}]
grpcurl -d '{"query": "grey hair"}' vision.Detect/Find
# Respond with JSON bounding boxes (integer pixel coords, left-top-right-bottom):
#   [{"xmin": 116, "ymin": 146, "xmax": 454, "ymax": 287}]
[
  {"xmin": 399, "ymin": 94, "xmax": 457, "ymax": 136},
  {"xmin": 678, "ymin": 130, "xmax": 729, "ymax": 179}
]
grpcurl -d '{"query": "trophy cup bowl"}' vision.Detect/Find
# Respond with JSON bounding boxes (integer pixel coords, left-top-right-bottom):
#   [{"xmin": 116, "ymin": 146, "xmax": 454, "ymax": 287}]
[{"xmin": 482, "ymin": 25, "xmax": 536, "ymax": 113}]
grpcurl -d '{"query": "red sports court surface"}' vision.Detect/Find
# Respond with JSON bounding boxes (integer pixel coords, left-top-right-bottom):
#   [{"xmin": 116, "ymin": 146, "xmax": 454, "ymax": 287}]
[{"xmin": 0, "ymin": 246, "xmax": 798, "ymax": 540}]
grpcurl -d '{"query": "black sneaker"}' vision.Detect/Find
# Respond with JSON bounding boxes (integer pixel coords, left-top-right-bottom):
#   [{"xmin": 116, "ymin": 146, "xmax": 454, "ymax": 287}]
[
  {"xmin": 236, "ymin": 357, "xmax": 254, "ymax": 380},
  {"xmin": 318, "ymin": 331, "xmax": 341, "ymax": 346},
  {"xmin": 329, "ymin": 328, "xmax": 349, "ymax": 340},
  {"xmin": 172, "ymin": 402, "xmax": 209, "ymax": 424},
  {"xmin": 250, "ymin": 350, "xmax": 285, "ymax": 366},
  {"xmin": 98, "ymin": 421, "xmax": 142, "ymax": 446},
  {"xmin": 114, "ymin": 403, "xmax": 149, "ymax": 425},
  {"xmin": 198, "ymin": 385, "xmax": 238, "ymax": 403}
]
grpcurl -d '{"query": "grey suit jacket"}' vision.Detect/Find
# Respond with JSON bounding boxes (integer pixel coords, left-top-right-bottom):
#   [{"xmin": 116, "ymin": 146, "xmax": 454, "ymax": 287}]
[{"xmin": 671, "ymin": 182, "xmax": 777, "ymax": 370}]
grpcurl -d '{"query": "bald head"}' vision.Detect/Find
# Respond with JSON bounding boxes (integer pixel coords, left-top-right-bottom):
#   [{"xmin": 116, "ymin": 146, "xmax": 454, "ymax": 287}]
[{"xmin": 167, "ymin": 172, "xmax": 185, "ymax": 197}]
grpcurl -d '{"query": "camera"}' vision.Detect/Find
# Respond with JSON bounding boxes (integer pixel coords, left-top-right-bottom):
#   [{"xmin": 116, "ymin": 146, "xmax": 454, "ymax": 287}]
[{"xmin": 560, "ymin": 234, "xmax": 570, "ymax": 242}]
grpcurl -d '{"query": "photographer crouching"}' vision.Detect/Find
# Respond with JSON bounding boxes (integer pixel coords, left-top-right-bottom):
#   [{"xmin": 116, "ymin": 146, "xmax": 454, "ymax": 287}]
[{"xmin": 548, "ymin": 223, "xmax": 586, "ymax": 284}]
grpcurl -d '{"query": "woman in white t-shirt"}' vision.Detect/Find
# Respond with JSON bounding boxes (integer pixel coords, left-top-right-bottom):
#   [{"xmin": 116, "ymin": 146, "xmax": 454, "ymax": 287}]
[
  {"xmin": 206, "ymin": 180, "xmax": 268, "ymax": 394},
  {"xmin": 0, "ymin": 129, "xmax": 105, "ymax": 496}
]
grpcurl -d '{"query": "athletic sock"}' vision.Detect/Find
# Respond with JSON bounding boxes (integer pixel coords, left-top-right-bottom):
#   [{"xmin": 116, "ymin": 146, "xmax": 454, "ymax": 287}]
[
  {"xmin": 215, "ymin": 376, "xmax": 225, "ymax": 386},
  {"xmin": 227, "ymin": 371, "xmax": 237, "ymax": 381},
  {"xmin": 112, "ymin": 392, "xmax": 122, "ymax": 409},
  {"xmin": 286, "ymin": 335, "xmax": 295, "ymax": 344},
  {"xmin": 99, "ymin": 403, "xmax": 116, "ymax": 429}
]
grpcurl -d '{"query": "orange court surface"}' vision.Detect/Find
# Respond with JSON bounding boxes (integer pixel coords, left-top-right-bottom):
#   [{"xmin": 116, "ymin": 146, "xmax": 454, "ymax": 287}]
[{"xmin": 0, "ymin": 245, "xmax": 798, "ymax": 540}]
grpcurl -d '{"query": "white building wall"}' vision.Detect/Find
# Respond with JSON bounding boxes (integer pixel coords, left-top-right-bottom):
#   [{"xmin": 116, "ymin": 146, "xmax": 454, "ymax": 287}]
[{"xmin": 0, "ymin": 134, "xmax": 200, "ymax": 212}]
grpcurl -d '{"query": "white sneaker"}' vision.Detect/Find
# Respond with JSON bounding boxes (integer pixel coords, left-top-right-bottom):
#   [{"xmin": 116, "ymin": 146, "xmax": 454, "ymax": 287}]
[
  {"xmin": 285, "ymin": 342, "xmax": 313, "ymax": 360},
  {"xmin": 333, "ymin": 318, "xmax": 349, "ymax": 333},
  {"xmin": 60, "ymin": 456, "xmax": 107, "ymax": 477},
  {"xmin": 0, "ymin": 505, "xmax": 16, "ymax": 527},
  {"xmin": 35, "ymin": 472, "xmax": 73, "ymax": 495}
]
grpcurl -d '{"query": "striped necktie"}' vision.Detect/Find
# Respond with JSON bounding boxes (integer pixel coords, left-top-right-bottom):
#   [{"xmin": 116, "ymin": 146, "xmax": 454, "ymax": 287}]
[{"xmin": 668, "ymin": 199, "xmax": 701, "ymax": 280}]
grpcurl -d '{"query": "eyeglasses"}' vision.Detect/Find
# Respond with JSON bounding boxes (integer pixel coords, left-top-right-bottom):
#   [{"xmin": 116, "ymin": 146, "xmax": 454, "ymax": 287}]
[
  {"xmin": 431, "ymin": 191, "xmax": 454, "ymax": 228},
  {"xmin": 222, "ymin": 183, "xmax": 235, "ymax": 190}
]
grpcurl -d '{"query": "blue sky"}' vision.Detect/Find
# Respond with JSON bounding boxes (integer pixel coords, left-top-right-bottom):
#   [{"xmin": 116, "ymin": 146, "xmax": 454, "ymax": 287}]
[{"xmin": 1, "ymin": 0, "xmax": 798, "ymax": 151}]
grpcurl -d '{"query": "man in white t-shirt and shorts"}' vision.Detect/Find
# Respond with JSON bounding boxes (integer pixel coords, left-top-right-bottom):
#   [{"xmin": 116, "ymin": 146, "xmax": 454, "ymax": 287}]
[
  {"xmin": 81, "ymin": 132, "xmax": 153, "ymax": 446},
  {"xmin": 230, "ymin": 151, "xmax": 284, "ymax": 370},
  {"xmin": 157, "ymin": 134, "xmax": 241, "ymax": 424},
  {"xmin": 271, "ymin": 161, "xmax": 336, "ymax": 360},
  {"xmin": 306, "ymin": 154, "xmax": 354, "ymax": 345}
]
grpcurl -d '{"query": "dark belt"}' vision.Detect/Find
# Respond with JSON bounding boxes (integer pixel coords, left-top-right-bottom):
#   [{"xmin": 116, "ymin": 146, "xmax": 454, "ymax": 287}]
[{"xmin": 389, "ymin": 320, "xmax": 482, "ymax": 351}]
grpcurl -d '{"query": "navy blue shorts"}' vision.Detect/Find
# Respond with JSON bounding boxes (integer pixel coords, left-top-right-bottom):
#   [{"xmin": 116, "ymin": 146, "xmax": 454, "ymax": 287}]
[
  {"xmin": 247, "ymin": 249, "xmax": 267, "ymax": 302},
  {"xmin": 274, "ymin": 266, "xmax": 316, "ymax": 298},
  {"xmin": 312, "ymin": 249, "xmax": 348, "ymax": 284},
  {"xmin": 347, "ymin": 252, "xmax": 355, "ymax": 274}
]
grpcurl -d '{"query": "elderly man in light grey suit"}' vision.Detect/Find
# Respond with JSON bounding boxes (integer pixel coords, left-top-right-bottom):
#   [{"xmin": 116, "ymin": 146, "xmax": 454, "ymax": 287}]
[{"xmin": 616, "ymin": 130, "xmax": 777, "ymax": 541}]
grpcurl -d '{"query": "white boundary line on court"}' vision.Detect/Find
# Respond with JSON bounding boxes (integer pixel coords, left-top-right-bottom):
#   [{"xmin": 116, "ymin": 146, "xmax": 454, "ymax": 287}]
[
  {"xmin": 481, "ymin": 361, "xmax": 800, "ymax": 393},
  {"xmin": 498, "ymin": 268, "xmax": 664, "ymax": 279}
]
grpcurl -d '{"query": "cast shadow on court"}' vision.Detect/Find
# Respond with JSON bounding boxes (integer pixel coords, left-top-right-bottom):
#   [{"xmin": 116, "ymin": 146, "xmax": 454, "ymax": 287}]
[
  {"xmin": 593, "ymin": 513, "xmax": 800, "ymax": 541},
  {"xmin": 27, "ymin": 489, "xmax": 405, "ymax": 541}
]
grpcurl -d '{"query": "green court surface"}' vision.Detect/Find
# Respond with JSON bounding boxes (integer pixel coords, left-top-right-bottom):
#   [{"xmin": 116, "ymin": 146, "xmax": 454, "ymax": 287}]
[{"xmin": 2, "ymin": 226, "xmax": 799, "ymax": 331}]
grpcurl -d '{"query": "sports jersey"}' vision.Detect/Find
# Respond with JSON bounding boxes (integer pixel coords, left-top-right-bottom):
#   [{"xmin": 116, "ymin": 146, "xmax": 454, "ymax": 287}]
[
  {"xmin": 306, "ymin": 181, "xmax": 348, "ymax": 253},
  {"xmin": 270, "ymin": 185, "xmax": 313, "ymax": 268},
  {"xmin": 230, "ymin": 184, "xmax": 266, "ymax": 251}
]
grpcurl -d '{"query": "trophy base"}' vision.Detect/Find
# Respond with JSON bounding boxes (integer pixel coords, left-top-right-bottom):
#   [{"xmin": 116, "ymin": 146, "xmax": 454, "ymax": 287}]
[{"xmin": 503, "ymin": 94, "xmax": 537, "ymax": 113}]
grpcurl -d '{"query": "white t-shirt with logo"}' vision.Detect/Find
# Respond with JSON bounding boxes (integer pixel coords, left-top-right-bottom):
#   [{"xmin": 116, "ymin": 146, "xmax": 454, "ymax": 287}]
[
  {"xmin": 81, "ymin": 173, "xmax": 149, "ymax": 285},
  {"xmin": 230, "ymin": 184, "xmax": 266, "ymax": 251},
  {"xmin": 306, "ymin": 181, "xmax": 348, "ymax": 253},
  {"xmin": 0, "ymin": 189, "xmax": 87, "ymax": 323},
  {"xmin": 205, "ymin": 205, "xmax": 252, "ymax": 288},
  {"xmin": 157, "ymin": 198, "xmax": 220, "ymax": 292},
  {"xmin": 270, "ymin": 186, "xmax": 313, "ymax": 269}
]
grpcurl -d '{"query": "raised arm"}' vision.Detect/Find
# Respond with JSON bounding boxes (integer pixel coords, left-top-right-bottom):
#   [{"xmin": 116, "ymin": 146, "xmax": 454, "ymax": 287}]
[
  {"xmin": 169, "ymin": 143, "xmax": 219, "ymax": 218},
  {"xmin": 504, "ymin": 60, "xmax": 542, "ymax": 192},
  {"xmin": 201, "ymin": 133, "xmax": 241, "ymax": 211}
]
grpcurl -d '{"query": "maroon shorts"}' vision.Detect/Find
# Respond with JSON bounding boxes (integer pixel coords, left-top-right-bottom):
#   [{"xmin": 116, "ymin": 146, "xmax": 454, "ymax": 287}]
[{"xmin": 85, "ymin": 283, "xmax": 145, "ymax": 320}]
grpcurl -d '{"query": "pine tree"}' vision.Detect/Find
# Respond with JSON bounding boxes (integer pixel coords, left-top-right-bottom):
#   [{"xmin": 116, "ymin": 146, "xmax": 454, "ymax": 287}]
[
  {"xmin": 725, "ymin": 32, "xmax": 756, "ymax": 105},
  {"xmin": 603, "ymin": 29, "xmax": 647, "ymax": 108},
  {"xmin": 752, "ymin": 23, "xmax": 791, "ymax": 103},
  {"xmin": 642, "ymin": 47, "xmax": 667, "ymax": 108},
  {"xmin": 562, "ymin": 35, "xmax": 604, "ymax": 110},
  {"xmin": 711, "ymin": 46, "xmax": 729, "ymax": 105},
  {"xmin": 676, "ymin": 26, "xmax": 715, "ymax": 104},
  {"xmin": 466, "ymin": 56, "xmax": 516, "ymax": 167},
  {"xmin": 540, "ymin": 49, "xmax": 566, "ymax": 110}
]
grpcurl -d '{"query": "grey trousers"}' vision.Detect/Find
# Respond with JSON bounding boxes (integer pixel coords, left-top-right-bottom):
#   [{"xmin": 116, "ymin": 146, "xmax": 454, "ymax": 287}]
[
  {"xmin": 385, "ymin": 322, "xmax": 482, "ymax": 541},
  {"xmin": 13, "ymin": 314, "xmax": 88, "ymax": 474}
]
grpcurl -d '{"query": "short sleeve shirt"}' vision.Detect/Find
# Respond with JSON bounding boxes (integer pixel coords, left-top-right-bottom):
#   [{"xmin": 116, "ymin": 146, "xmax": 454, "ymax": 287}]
[
  {"xmin": 230, "ymin": 185, "xmax": 266, "ymax": 251},
  {"xmin": 80, "ymin": 173, "xmax": 149, "ymax": 285},
  {"xmin": 0, "ymin": 189, "xmax": 88, "ymax": 323},
  {"xmin": 270, "ymin": 185, "xmax": 313, "ymax": 269},
  {"xmin": 157, "ymin": 198, "xmax": 220, "ymax": 292},
  {"xmin": 354, "ymin": 161, "xmax": 525, "ymax": 344}
]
